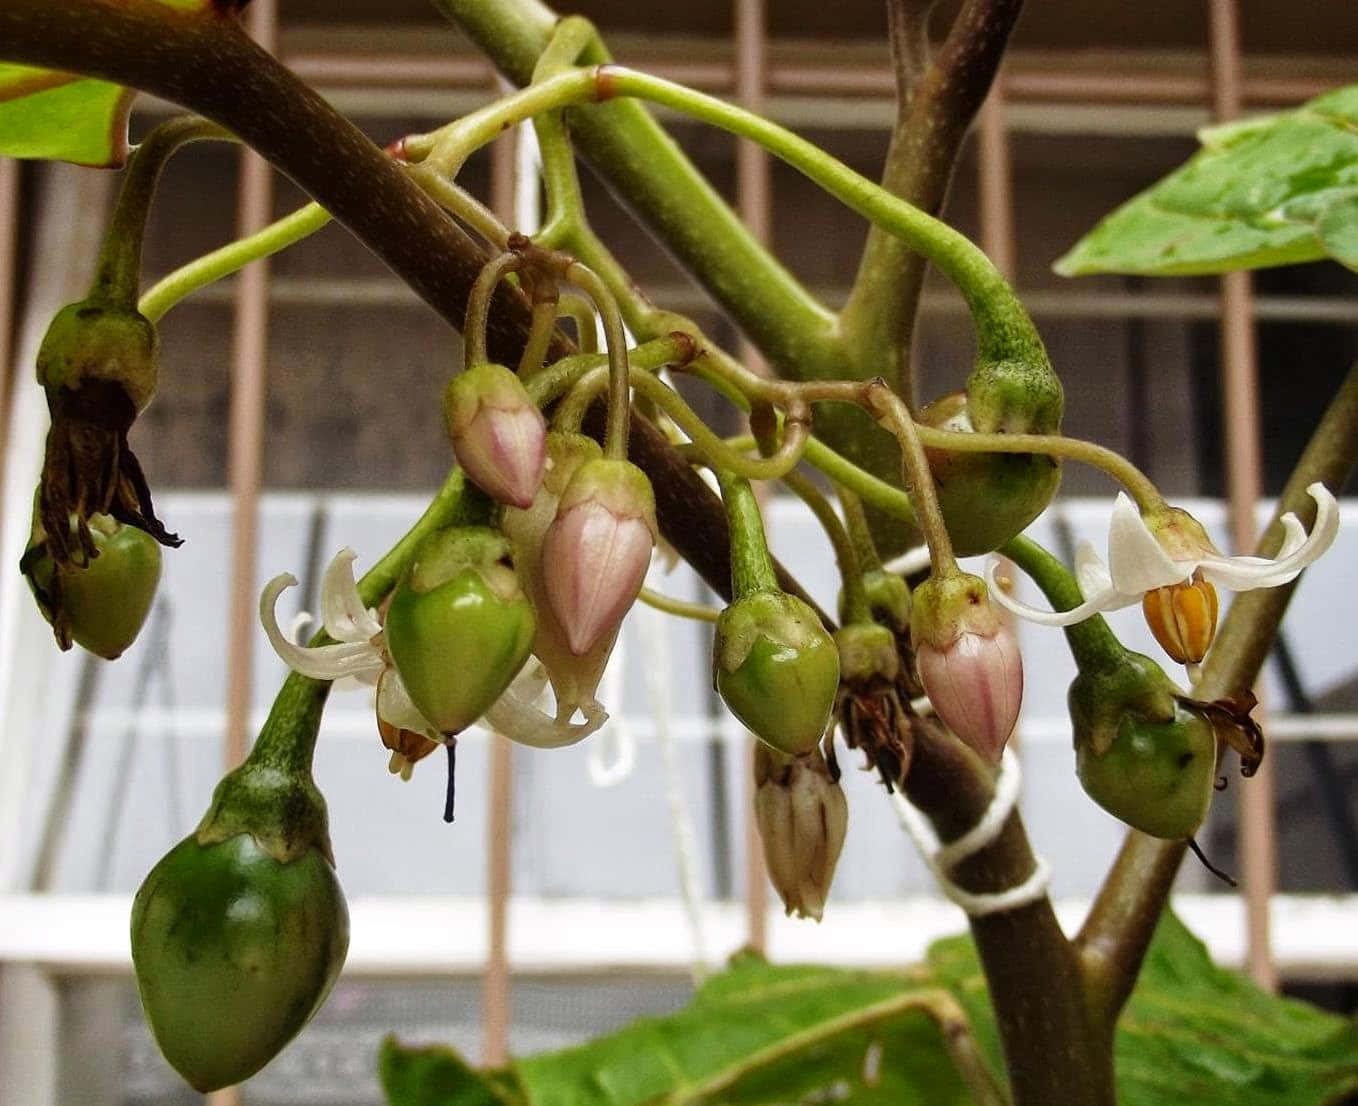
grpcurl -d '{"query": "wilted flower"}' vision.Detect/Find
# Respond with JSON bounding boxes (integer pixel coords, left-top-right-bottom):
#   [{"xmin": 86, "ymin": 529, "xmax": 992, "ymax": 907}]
[{"xmin": 753, "ymin": 743, "xmax": 847, "ymax": 921}]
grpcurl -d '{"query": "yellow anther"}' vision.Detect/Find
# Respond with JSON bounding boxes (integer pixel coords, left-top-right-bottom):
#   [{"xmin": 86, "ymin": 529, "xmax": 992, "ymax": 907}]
[{"xmin": 1142, "ymin": 570, "xmax": 1219, "ymax": 665}]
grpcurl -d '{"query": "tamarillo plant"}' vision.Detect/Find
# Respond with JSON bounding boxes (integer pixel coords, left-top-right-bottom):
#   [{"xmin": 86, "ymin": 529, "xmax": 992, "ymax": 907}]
[{"xmin": 2, "ymin": 1, "xmax": 1356, "ymax": 1103}]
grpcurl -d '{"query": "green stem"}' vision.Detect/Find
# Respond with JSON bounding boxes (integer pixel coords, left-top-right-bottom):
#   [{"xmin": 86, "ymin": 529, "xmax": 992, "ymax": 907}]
[
  {"xmin": 433, "ymin": 0, "xmax": 839, "ymax": 381},
  {"xmin": 559, "ymin": 365, "xmax": 807, "ymax": 481},
  {"xmin": 638, "ymin": 587, "xmax": 720, "ymax": 623},
  {"xmin": 868, "ymin": 384, "xmax": 957, "ymax": 572},
  {"xmin": 840, "ymin": 0, "xmax": 1025, "ymax": 401},
  {"xmin": 93, "ymin": 115, "xmax": 229, "ymax": 307},
  {"xmin": 783, "ymin": 470, "xmax": 870, "ymax": 626},
  {"xmin": 717, "ymin": 471, "xmax": 778, "ymax": 599},
  {"xmin": 1075, "ymin": 360, "xmax": 1358, "ymax": 1029},
  {"xmin": 139, "ymin": 200, "xmax": 330, "ymax": 322},
  {"xmin": 464, "ymin": 252, "xmax": 524, "ymax": 368},
  {"xmin": 565, "ymin": 262, "xmax": 631, "ymax": 458},
  {"xmin": 557, "ymin": 293, "xmax": 599, "ymax": 353},
  {"xmin": 918, "ymin": 425, "xmax": 1163, "ymax": 511},
  {"xmin": 518, "ymin": 293, "xmax": 562, "ymax": 378},
  {"xmin": 408, "ymin": 65, "xmax": 1044, "ymax": 374},
  {"xmin": 525, "ymin": 333, "xmax": 694, "ymax": 407},
  {"xmin": 1000, "ymin": 535, "xmax": 1127, "ymax": 673},
  {"xmin": 838, "ymin": 487, "xmax": 885, "ymax": 573}
]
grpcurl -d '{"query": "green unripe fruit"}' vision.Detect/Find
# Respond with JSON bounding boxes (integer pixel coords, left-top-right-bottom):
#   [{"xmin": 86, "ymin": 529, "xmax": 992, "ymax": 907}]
[
  {"xmin": 23, "ymin": 513, "xmax": 161, "ymax": 657},
  {"xmin": 384, "ymin": 527, "xmax": 536, "ymax": 735},
  {"xmin": 714, "ymin": 592, "xmax": 840, "ymax": 757},
  {"xmin": 131, "ymin": 832, "xmax": 348, "ymax": 1092},
  {"xmin": 920, "ymin": 392, "xmax": 1061, "ymax": 557},
  {"xmin": 1075, "ymin": 700, "xmax": 1218, "ymax": 839}
]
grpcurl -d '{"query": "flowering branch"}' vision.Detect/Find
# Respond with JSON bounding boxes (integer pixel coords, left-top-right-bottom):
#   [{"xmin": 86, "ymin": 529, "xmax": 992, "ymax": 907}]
[{"xmin": 1076, "ymin": 360, "xmax": 1358, "ymax": 1028}]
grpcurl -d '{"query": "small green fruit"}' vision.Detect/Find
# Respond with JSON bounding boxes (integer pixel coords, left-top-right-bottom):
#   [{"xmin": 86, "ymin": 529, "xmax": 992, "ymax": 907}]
[
  {"xmin": 920, "ymin": 392, "xmax": 1061, "ymax": 557},
  {"xmin": 384, "ymin": 527, "xmax": 536, "ymax": 734},
  {"xmin": 23, "ymin": 514, "xmax": 161, "ymax": 657},
  {"xmin": 714, "ymin": 592, "xmax": 840, "ymax": 757},
  {"xmin": 1076, "ymin": 699, "xmax": 1218, "ymax": 839},
  {"xmin": 131, "ymin": 833, "xmax": 348, "ymax": 1092}
]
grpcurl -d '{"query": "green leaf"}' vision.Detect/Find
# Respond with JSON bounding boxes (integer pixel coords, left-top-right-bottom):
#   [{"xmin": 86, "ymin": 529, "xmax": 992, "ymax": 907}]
[
  {"xmin": 379, "ymin": 1037, "xmax": 524, "ymax": 1106},
  {"xmin": 382, "ymin": 916, "xmax": 1358, "ymax": 1106},
  {"xmin": 1115, "ymin": 912, "xmax": 1358, "ymax": 1106},
  {"xmin": 1056, "ymin": 84, "xmax": 1358, "ymax": 275},
  {"xmin": 0, "ymin": 0, "xmax": 213, "ymax": 168}
]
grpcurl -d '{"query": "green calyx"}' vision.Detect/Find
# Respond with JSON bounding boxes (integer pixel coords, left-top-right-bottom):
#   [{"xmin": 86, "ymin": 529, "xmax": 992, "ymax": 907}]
[
  {"xmin": 920, "ymin": 391, "xmax": 1061, "ymax": 557},
  {"xmin": 196, "ymin": 673, "xmax": 336, "ymax": 865},
  {"xmin": 444, "ymin": 360, "xmax": 527, "ymax": 435},
  {"xmin": 835, "ymin": 621, "xmax": 900, "ymax": 685},
  {"xmin": 1069, "ymin": 650, "xmax": 1217, "ymax": 838},
  {"xmin": 37, "ymin": 297, "xmax": 159, "ymax": 411},
  {"xmin": 965, "ymin": 357, "xmax": 1064, "ymax": 436},
  {"xmin": 840, "ymin": 567, "xmax": 911, "ymax": 636},
  {"xmin": 384, "ymin": 526, "xmax": 536, "ymax": 735},
  {"xmin": 131, "ymin": 832, "xmax": 348, "ymax": 1092},
  {"xmin": 22, "ymin": 512, "xmax": 161, "ymax": 657},
  {"xmin": 714, "ymin": 591, "xmax": 840, "ymax": 757},
  {"xmin": 908, "ymin": 569, "xmax": 997, "ymax": 652}
]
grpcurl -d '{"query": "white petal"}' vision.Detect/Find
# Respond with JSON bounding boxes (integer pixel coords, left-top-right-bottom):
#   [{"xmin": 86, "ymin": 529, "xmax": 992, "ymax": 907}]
[
  {"xmin": 484, "ymin": 663, "xmax": 606, "ymax": 749},
  {"xmin": 1199, "ymin": 483, "xmax": 1340, "ymax": 591},
  {"xmin": 986, "ymin": 557, "xmax": 1125, "ymax": 628},
  {"xmin": 260, "ymin": 572, "xmax": 386, "ymax": 682},
  {"xmin": 1106, "ymin": 493, "xmax": 1192, "ymax": 593},
  {"xmin": 1074, "ymin": 542, "xmax": 1114, "ymax": 600},
  {"xmin": 320, "ymin": 547, "xmax": 382, "ymax": 642},
  {"xmin": 376, "ymin": 669, "xmax": 441, "ymax": 742}
]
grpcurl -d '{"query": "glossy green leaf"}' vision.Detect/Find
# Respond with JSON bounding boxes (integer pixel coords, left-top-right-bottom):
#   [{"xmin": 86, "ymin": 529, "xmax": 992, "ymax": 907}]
[
  {"xmin": 0, "ymin": 0, "xmax": 213, "ymax": 168},
  {"xmin": 1057, "ymin": 85, "xmax": 1358, "ymax": 275},
  {"xmin": 384, "ymin": 914, "xmax": 1358, "ymax": 1106}
]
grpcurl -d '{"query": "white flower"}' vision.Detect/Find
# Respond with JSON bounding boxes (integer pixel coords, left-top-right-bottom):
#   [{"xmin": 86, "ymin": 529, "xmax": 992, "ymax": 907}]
[
  {"xmin": 990, "ymin": 482, "xmax": 1339, "ymax": 627},
  {"xmin": 260, "ymin": 546, "xmax": 608, "ymax": 752}
]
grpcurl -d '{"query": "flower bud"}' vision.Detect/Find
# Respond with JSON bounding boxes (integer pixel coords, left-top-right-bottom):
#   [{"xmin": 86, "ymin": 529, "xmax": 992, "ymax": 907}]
[
  {"xmin": 383, "ymin": 527, "xmax": 536, "ymax": 735},
  {"xmin": 715, "ymin": 591, "xmax": 840, "ymax": 757},
  {"xmin": 444, "ymin": 362, "xmax": 547, "ymax": 508},
  {"xmin": 919, "ymin": 392, "xmax": 1061, "ymax": 557},
  {"xmin": 1142, "ymin": 570, "xmax": 1219, "ymax": 664},
  {"xmin": 910, "ymin": 572, "xmax": 1023, "ymax": 763},
  {"xmin": 22, "ymin": 511, "xmax": 161, "ymax": 658},
  {"xmin": 541, "ymin": 458, "xmax": 657, "ymax": 656},
  {"xmin": 753, "ymin": 744, "xmax": 848, "ymax": 921},
  {"xmin": 839, "ymin": 568, "xmax": 911, "ymax": 637},
  {"xmin": 1068, "ymin": 652, "xmax": 1217, "ymax": 838}
]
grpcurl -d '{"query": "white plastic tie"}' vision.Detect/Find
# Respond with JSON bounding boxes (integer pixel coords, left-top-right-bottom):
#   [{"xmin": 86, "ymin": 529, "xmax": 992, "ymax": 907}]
[{"xmin": 892, "ymin": 747, "xmax": 1052, "ymax": 917}]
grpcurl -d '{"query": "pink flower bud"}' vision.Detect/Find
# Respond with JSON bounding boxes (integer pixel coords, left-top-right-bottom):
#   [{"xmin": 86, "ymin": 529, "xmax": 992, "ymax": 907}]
[
  {"xmin": 445, "ymin": 362, "xmax": 547, "ymax": 509},
  {"xmin": 911, "ymin": 571, "xmax": 1023, "ymax": 763},
  {"xmin": 753, "ymin": 744, "xmax": 847, "ymax": 921},
  {"xmin": 915, "ymin": 624, "xmax": 1022, "ymax": 763},
  {"xmin": 541, "ymin": 458, "xmax": 657, "ymax": 656}
]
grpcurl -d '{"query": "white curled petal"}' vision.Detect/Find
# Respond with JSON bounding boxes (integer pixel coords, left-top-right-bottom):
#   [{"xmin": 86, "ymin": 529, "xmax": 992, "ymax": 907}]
[
  {"xmin": 320, "ymin": 547, "xmax": 382, "ymax": 642},
  {"xmin": 1106, "ymin": 493, "xmax": 1191, "ymax": 593},
  {"xmin": 485, "ymin": 669, "xmax": 606, "ymax": 749},
  {"xmin": 1074, "ymin": 542, "xmax": 1114, "ymax": 601},
  {"xmin": 985, "ymin": 557, "xmax": 1119, "ymax": 627},
  {"xmin": 376, "ymin": 669, "xmax": 441, "ymax": 742},
  {"xmin": 260, "ymin": 572, "xmax": 386, "ymax": 682},
  {"xmin": 1199, "ymin": 483, "xmax": 1339, "ymax": 591}
]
